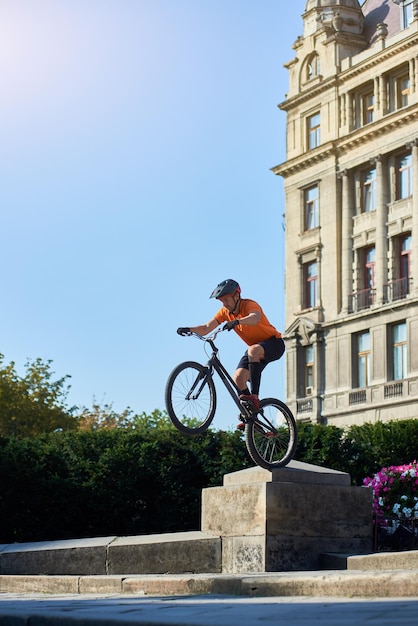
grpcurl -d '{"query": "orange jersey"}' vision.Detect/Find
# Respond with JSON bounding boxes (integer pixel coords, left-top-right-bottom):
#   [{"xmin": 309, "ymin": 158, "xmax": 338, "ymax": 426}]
[{"xmin": 214, "ymin": 298, "xmax": 281, "ymax": 346}]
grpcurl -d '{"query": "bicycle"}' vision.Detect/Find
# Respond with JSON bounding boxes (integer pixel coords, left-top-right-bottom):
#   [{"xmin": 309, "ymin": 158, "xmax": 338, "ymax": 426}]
[{"xmin": 164, "ymin": 324, "xmax": 297, "ymax": 471}]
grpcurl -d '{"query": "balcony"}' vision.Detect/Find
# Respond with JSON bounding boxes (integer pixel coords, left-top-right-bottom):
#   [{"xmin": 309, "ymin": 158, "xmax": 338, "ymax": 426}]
[
  {"xmin": 384, "ymin": 382, "xmax": 403, "ymax": 399},
  {"xmin": 349, "ymin": 389, "xmax": 367, "ymax": 405},
  {"xmin": 348, "ymin": 288, "xmax": 375, "ymax": 313},
  {"xmin": 384, "ymin": 277, "xmax": 411, "ymax": 303},
  {"xmin": 297, "ymin": 398, "xmax": 313, "ymax": 414}
]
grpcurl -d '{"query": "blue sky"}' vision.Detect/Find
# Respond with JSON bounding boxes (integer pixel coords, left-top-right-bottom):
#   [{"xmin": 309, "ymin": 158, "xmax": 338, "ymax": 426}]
[{"xmin": 1, "ymin": 0, "xmax": 307, "ymax": 431}]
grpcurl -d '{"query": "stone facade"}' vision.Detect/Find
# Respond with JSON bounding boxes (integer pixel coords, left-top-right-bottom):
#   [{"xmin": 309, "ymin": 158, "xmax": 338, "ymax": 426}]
[{"xmin": 273, "ymin": 0, "xmax": 418, "ymax": 427}]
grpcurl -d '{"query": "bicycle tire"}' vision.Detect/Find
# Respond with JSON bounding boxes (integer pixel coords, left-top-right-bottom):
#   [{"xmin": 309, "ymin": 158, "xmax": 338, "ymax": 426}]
[
  {"xmin": 245, "ymin": 398, "xmax": 297, "ymax": 470},
  {"xmin": 165, "ymin": 361, "xmax": 217, "ymax": 435}
]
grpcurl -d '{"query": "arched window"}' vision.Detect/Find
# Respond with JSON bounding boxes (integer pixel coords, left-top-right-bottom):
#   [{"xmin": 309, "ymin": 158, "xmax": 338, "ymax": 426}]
[{"xmin": 306, "ymin": 53, "xmax": 320, "ymax": 81}]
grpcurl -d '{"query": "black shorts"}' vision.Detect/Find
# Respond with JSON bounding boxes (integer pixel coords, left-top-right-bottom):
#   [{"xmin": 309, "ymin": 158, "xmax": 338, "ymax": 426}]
[{"xmin": 236, "ymin": 336, "xmax": 285, "ymax": 371}]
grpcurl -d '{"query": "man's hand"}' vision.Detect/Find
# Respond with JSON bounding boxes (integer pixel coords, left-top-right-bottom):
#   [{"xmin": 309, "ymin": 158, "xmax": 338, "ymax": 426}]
[
  {"xmin": 177, "ymin": 327, "xmax": 191, "ymax": 336},
  {"xmin": 223, "ymin": 320, "xmax": 240, "ymax": 331}
]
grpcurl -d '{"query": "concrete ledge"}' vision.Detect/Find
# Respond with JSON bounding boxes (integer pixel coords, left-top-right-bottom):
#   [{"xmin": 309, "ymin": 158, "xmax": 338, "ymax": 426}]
[
  {"xmin": 0, "ymin": 532, "xmax": 221, "ymax": 576},
  {"xmin": 242, "ymin": 569, "xmax": 418, "ymax": 598},
  {"xmin": 347, "ymin": 550, "xmax": 418, "ymax": 571},
  {"xmin": 1, "ymin": 568, "xmax": 418, "ymax": 598},
  {"xmin": 107, "ymin": 531, "xmax": 221, "ymax": 575},
  {"xmin": 0, "ymin": 537, "xmax": 116, "ymax": 576},
  {"xmin": 223, "ymin": 461, "xmax": 351, "ymax": 487}
]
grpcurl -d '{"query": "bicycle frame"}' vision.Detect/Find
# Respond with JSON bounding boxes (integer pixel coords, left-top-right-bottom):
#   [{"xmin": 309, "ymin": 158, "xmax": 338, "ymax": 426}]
[{"xmin": 188, "ymin": 328, "xmax": 255, "ymax": 421}]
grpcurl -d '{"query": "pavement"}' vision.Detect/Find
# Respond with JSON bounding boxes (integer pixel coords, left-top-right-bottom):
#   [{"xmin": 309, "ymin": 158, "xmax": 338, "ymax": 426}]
[
  {"xmin": 0, "ymin": 569, "xmax": 418, "ymax": 625},
  {"xmin": 0, "ymin": 591, "xmax": 418, "ymax": 625}
]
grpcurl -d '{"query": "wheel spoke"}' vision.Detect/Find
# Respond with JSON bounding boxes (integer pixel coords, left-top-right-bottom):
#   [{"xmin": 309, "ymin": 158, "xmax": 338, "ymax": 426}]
[
  {"xmin": 245, "ymin": 398, "xmax": 297, "ymax": 470},
  {"xmin": 165, "ymin": 362, "xmax": 216, "ymax": 434}
]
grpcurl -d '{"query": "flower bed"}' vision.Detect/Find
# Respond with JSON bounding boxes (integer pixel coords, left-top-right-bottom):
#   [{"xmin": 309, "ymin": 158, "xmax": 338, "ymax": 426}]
[{"xmin": 364, "ymin": 461, "xmax": 418, "ymax": 551}]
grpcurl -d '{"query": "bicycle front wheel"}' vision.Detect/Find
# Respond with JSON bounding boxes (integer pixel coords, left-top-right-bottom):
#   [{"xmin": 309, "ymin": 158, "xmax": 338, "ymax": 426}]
[
  {"xmin": 245, "ymin": 398, "xmax": 297, "ymax": 470},
  {"xmin": 165, "ymin": 361, "xmax": 217, "ymax": 435}
]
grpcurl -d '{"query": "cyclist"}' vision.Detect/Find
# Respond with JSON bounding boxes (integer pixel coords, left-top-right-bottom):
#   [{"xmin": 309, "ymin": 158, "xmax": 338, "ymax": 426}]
[{"xmin": 177, "ymin": 279, "xmax": 285, "ymax": 423}]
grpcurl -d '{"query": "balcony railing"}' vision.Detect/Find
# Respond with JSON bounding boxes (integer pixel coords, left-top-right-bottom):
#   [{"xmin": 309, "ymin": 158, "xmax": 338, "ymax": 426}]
[
  {"xmin": 349, "ymin": 389, "xmax": 367, "ymax": 405},
  {"xmin": 384, "ymin": 382, "xmax": 403, "ymax": 399},
  {"xmin": 383, "ymin": 277, "xmax": 411, "ymax": 303},
  {"xmin": 297, "ymin": 398, "xmax": 313, "ymax": 414},
  {"xmin": 348, "ymin": 288, "xmax": 375, "ymax": 313}
]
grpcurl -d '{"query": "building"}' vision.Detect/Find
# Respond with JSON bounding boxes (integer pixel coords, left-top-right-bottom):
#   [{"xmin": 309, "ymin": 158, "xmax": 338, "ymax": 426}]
[{"xmin": 273, "ymin": 0, "xmax": 418, "ymax": 427}]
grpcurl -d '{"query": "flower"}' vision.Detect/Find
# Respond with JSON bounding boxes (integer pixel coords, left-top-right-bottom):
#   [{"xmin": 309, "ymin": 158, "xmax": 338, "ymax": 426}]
[{"xmin": 363, "ymin": 461, "xmax": 418, "ymax": 521}]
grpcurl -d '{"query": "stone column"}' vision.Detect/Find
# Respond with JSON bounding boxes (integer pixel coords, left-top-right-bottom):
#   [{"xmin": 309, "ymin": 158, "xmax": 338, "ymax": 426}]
[
  {"xmin": 340, "ymin": 170, "xmax": 353, "ymax": 313},
  {"xmin": 374, "ymin": 155, "xmax": 388, "ymax": 305}
]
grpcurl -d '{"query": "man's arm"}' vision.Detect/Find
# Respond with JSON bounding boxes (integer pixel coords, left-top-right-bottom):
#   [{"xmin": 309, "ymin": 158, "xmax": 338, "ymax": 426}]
[
  {"xmin": 238, "ymin": 310, "xmax": 261, "ymax": 326},
  {"xmin": 190, "ymin": 318, "xmax": 220, "ymax": 336}
]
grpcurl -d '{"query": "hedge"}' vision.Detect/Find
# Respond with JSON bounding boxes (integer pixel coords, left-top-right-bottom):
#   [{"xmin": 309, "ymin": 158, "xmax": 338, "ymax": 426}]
[{"xmin": 0, "ymin": 418, "xmax": 417, "ymax": 543}]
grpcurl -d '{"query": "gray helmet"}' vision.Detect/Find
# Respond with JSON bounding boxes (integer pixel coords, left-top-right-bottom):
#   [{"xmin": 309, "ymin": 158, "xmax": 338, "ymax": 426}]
[{"xmin": 210, "ymin": 279, "xmax": 241, "ymax": 299}]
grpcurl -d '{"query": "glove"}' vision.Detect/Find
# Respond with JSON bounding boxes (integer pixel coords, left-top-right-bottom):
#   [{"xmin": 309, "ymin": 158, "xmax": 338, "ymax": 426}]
[
  {"xmin": 224, "ymin": 320, "xmax": 240, "ymax": 331},
  {"xmin": 177, "ymin": 327, "xmax": 191, "ymax": 336}
]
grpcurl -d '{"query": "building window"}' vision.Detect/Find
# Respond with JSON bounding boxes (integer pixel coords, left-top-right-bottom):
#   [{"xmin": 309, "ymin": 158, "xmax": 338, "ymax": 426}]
[
  {"xmin": 402, "ymin": 0, "xmax": 414, "ymax": 28},
  {"xmin": 385, "ymin": 233, "xmax": 411, "ymax": 302},
  {"xmin": 304, "ymin": 185, "xmax": 319, "ymax": 230},
  {"xmin": 397, "ymin": 153, "xmax": 412, "ymax": 199},
  {"xmin": 355, "ymin": 331, "xmax": 371, "ymax": 388},
  {"xmin": 307, "ymin": 113, "xmax": 320, "ymax": 149},
  {"xmin": 400, "ymin": 233, "xmax": 411, "ymax": 283},
  {"xmin": 304, "ymin": 345, "xmax": 314, "ymax": 395},
  {"xmin": 350, "ymin": 247, "xmax": 375, "ymax": 311},
  {"xmin": 398, "ymin": 75, "xmax": 410, "ymax": 108},
  {"xmin": 363, "ymin": 246, "xmax": 375, "ymax": 292},
  {"xmin": 307, "ymin": 53, "xmax": 320, "ymax": 80},
  {"xmin": 392, "ymin": 322, "xmax": 407, "ymax": 380},
  {"xmin": 352, "ymin": 84, "xmax": 374, "ymax": 128},
  {"xmin": 388, "ymin": 65, "xmax": 410, "ymax": 111},
  {"xmin": 303, "ymin": 261, "xmax": 318, "ymax": 309},
  {"xmin": 361, "ymin": 167, "xmax": 376, "ymax": 212},
  {"xmin": 362, "ymin": 91, "xmax": 374, "ymax": 125}
]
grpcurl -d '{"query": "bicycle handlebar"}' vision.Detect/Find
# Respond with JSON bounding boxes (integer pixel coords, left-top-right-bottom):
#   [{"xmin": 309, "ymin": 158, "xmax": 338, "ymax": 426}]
[{"xmin": 181, "ymin": 324, "xmax": 228, "ymax": 344}]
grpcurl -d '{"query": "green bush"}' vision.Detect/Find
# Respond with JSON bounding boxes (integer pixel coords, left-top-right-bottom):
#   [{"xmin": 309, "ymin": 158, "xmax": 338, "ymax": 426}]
[
  {"xmin": 1, "ymin": 418, "xmax": 417, "ymax": 543},
  {"xmin": 0, "ymin": 427, "xmax": 250, "ymax": 543}
]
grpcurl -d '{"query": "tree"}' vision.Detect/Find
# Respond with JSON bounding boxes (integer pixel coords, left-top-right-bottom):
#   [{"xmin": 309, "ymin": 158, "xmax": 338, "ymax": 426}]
[{"xmin": 0, "ymin": 355, "xmax": 77, "ymax": 437}]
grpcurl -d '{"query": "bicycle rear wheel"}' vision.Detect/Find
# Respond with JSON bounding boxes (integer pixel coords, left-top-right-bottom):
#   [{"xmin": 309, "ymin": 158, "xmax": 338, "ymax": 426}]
[
  {"xmin": 165, "ymin": 361, "xmax": 217, "ymax": 435},
  {"xmin": 245, "ymin": 398, "xmax": 297, "ymax": 470}
]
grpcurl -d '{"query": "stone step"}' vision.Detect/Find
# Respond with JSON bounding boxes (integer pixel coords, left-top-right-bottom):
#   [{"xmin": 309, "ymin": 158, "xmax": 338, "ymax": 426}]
[
  {"xmin": 0, "ymin": 567, "xmax": 418, "ymax": 598},
  {"xmin": 322, "ymin": 550, "xmax": 418, "ymax": 571}
]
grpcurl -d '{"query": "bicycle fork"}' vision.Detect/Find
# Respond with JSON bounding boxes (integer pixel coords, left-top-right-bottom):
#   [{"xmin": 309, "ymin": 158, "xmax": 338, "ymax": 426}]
[{"xmin": 185, "ymin": 366, "xmax": 213, "ymax": 401}]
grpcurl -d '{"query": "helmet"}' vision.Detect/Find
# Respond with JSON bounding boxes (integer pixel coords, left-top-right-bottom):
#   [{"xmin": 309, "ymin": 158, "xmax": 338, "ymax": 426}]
[{"xmin": 210, "ymin": 279, "xmax": 241, "ymax": 299}]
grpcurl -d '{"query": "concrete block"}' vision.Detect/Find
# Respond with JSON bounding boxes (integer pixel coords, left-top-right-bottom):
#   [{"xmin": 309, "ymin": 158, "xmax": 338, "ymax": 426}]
[
  {"xmin": 0, "ymin": 537, "xmax": 116, "ymax": 576},
  {"xmin": 78, "ymin": 575, "xmax": 124, "ymax": 594},
  {"xmin": 202, "ymin": 463, "xmax": 373, "ymax": 573},
  {"xmin": 0, "ymin": 575, "xmax": 79, "ymax": 594},
  {"xmin": 347, "ymin": 550, "xmax": 418, "ymax": 571},
  {"xmin": 223, "ymin": 460, "xmax": 351, "ymax": 487},
  {"xmin": 107, "ymin": 531, "xmax": 221, "ymax": 575},
  {"xmin": 265, "ymin": 482, "xmax": 372, "ymax": 538},
  {"xmin": 202, "ymin": 483, "xmax": 266, "ymax": 536},
  {"xmin": 222, "ymin": 536, "xmax": 265, "ymax": 574}
]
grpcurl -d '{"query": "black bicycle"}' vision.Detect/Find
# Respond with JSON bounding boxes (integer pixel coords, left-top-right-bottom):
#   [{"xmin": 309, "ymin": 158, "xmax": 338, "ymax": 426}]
[{"xmin": 165, "ymin": 325, "xmax": 297, "ymax": 471}]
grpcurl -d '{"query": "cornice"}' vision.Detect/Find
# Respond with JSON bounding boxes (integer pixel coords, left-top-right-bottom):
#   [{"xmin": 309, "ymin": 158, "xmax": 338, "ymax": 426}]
[
  {"xmin": 272, "ymin": 145, "xmax": 337, "ymax": 178},
  {"xmin": 272, "ymin": 106, "xmax": 418, "ymax": 178},
  {"xmin": 279, "ymin": 76, "xmax": 338, "ymax": 111},
  {"xmin": 339, "ymin": 33, "xmax": 418, "ymax": 82},
  {"xmin": 340, "ymin": 108, "xmax": 418, "ymax": 151}
]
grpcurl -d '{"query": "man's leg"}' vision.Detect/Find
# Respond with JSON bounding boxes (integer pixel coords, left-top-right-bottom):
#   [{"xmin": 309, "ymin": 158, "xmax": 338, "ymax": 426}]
[{"xmin": 247, "ymin": 344, "xmax": 265, "ymax": 398}]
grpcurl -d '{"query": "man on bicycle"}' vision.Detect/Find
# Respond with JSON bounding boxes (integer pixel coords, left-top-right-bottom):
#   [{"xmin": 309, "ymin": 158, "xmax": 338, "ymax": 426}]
[{"xmin": 177, "ymin": 279, "xmax": 285, "ymax": 420}]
